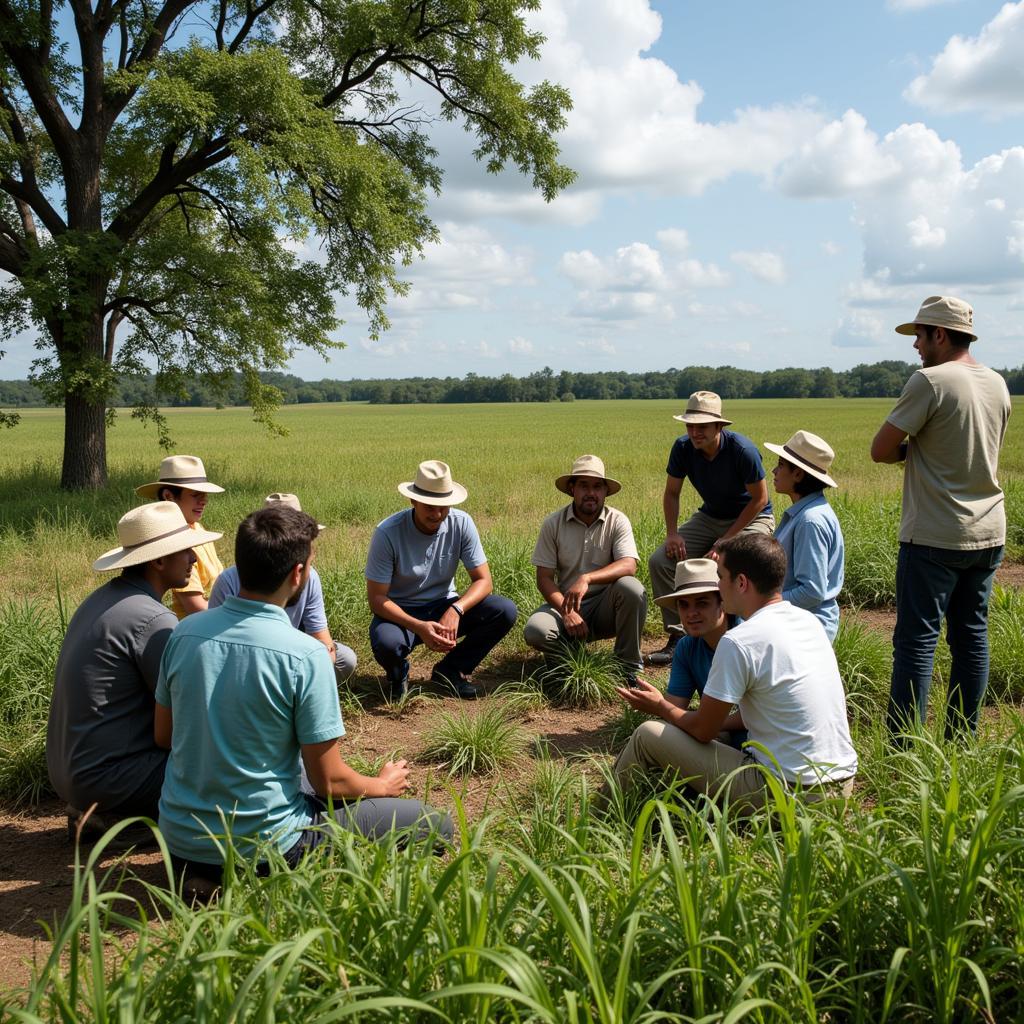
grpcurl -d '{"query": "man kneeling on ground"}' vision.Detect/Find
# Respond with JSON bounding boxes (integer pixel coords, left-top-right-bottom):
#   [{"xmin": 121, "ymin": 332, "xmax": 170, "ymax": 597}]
[
  {"xmin": 612, "ymin": 534, "xmax": 857, "ymax": 811},
  {"xmin": 155, "ymin": 505, "xmax": 452, "ymax": 883}
]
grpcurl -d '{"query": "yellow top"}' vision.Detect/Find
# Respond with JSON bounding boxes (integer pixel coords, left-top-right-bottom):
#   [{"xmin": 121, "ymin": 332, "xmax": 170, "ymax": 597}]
[{"xmin": 170, "ymin": 523, "xmax": 224, "ymax": 619}]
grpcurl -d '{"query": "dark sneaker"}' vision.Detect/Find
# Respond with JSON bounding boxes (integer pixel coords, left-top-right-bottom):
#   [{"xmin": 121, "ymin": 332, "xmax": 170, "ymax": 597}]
[
  {"xmin": 387, "ymin": 659, "xmax": 410, "ymax": 700},
  {"xmin": 644, "ymin": 636, "xmax": 679, "ymax": 666},
  {"xmin": 431, "ymin": 668, "xmax": 478, "ymax": 700}
]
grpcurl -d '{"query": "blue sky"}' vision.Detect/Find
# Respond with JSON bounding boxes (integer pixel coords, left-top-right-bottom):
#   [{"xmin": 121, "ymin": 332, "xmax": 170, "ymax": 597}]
[{"xmin": 4, "ymin": 0, "xmax": 1024, "ymax": 381}]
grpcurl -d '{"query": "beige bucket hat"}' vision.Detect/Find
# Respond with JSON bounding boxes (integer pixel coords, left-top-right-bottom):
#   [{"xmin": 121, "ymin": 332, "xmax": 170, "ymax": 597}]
[
  {"xmin": 93, "ymin": 502, "xmax": 222, "ymax": 572},
  {"xmin": 398, "ymin": 460, "xmax": 468, "ymax": 506},
  {"xmin": 265, "ymin": 492, "xmax": 325, "ymax": 533},
  {"xmin": 136, "ymin": 455, "xmax": 225, "ymax": 499},
  {"xmin": 555, "ymin": 454, "xmax": 621, "ymax": 496},
  {"xmin": 764, "ymin": 430, "xmax": 838, "ymax": 488},
  {"xmin": 895, "ymin": 295, "xmax": 976, "ymax": 341},
  {"xmin": 673, "ymin": 391, "xmax": 733, "ymax": 426},
  {"xmin": 655, "ymin": 558, "xmax": 721, "ymax": 610}
]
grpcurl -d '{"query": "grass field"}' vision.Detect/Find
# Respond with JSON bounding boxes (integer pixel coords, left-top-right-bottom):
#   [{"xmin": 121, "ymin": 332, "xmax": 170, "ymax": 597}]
[{"xmin": 2, "ymin": 397, "xmax": 1023, "ymax": 1019}]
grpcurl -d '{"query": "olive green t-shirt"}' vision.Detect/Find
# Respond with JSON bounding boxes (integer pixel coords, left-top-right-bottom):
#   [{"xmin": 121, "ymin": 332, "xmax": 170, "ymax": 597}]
[{"xmin": 886, "ymin": 362, "xmax": 1010, "ymax": 550}]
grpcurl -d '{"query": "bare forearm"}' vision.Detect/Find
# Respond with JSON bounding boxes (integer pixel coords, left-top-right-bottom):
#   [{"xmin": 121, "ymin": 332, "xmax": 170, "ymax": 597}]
[
  {"xmin": 579, "ymin": 557, "xmax": 637, "ymax": 587},
  {"xmin": 457, "ymin": 575, "xmax": 492, "ymax": 611},
  {"xmin": 663, "ymin": 489, "xmax": 681, "ymax": 534},
  {"xmin": 720, "ymin": 495, "xmax": 768, "ymax": 541},
  {"xmin": 369, "ymin": 594, "xmax": 424, "ymax": 634}
]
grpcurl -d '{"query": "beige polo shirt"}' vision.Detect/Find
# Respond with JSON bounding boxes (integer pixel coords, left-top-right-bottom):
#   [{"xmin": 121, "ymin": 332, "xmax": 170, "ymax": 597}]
[
  {"xmin": 531, "ymin": 504, "xmax": 639, "ymax": 593},
  {"xmin": 887, "ymin": 362, "xmax": 1010, "ymax": 550}
]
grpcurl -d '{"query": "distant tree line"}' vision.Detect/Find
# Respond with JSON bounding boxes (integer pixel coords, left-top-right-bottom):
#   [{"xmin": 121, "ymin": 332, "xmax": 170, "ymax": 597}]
[{"xmin": 2, "ymin": 361, "xmax": 1023, "ymax": 409}]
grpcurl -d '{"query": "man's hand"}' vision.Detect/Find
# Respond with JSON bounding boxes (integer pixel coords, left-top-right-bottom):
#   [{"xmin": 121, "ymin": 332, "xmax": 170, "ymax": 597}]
[
  {"xmin": 705, "ymin": 541, "xmax": 720, "ymax": 562},
  {"xmin": 562, "ymin": 608, "xmax": 589, "ymax": 639},
  {"xmin": 377, "ymin": 759, "xmax": 411, "ymax": 796},
  {"xmin": 562, "ymin": 575, "xmax": 589, "ymax": 615},
  {"xmin": 665, "ymin": 531, "xmax": 687, "ymax": 562},
  {"xmin": 419, "ymin": 621, "xmax": 457, "ymax": 652},
  {"xmin": 437, "ymin": 605, "xmax": 461, "ymax": 641},
  {"xmin": 615, "ymin": 677, "xmax": 666, "ymax": 716}
]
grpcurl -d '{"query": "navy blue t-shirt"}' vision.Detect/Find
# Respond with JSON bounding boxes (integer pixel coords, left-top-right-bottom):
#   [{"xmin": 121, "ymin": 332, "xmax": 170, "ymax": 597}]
[{"xmin": 666, "ymin": 429, "xmax": 772, "ymax": 520}]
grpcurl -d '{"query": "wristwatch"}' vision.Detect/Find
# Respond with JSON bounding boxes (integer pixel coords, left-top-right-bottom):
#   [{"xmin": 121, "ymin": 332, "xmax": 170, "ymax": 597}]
[{"xmin": 452, "ymin": 602, "xmax": 465, "ymax": 617}]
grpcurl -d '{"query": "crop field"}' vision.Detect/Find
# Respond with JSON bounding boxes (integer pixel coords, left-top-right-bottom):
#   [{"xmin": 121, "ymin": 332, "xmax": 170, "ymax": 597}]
[{"xmin": 1, "ymin": 397, "xmax": 1024, "ymax": 1021}]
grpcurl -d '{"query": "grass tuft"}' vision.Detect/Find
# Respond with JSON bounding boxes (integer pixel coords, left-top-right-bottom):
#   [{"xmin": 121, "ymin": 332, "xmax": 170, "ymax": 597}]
[
  {"xmin": 421, "ymin": 704, "xmax": 527, "ymax": 776},
  {"xmin": 533, "ymin": 643, "xmax": 625, "ymax": 708}
]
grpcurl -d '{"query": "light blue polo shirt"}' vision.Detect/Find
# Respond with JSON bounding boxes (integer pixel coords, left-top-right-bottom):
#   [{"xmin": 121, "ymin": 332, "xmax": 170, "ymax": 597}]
[
  {"xmin": 365, "ymin": 507, "xmax": 486, "ymax": 607},
  {"xmin": 155, "ymin": 597, "xmax": 342, "ymax": 863}
]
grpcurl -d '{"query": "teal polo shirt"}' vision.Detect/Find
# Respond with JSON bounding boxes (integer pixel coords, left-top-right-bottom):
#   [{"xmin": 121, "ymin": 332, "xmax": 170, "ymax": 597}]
[{"xmin": 155, "ymin": 596, "xmax": 342, "ymax": 863}]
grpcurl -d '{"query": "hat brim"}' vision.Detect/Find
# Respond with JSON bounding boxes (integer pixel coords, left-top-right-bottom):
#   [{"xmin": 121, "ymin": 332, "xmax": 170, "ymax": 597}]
[
  {"xmin": 895, "ymin": 320, "xmax": 977, "ymax": 341},
  {"xmin": 672, "ymin": 413, "xmax": 733, "ymax": 425},
  {"xmin": 397, "ymin": 481, "xmax": 468, "ymax": 506},
  {"xmin": 92, "ymin": 526, "xmax": 223, "ymax": 572},
  {"xmin": 764, "ymin": 442, "xmax": 837, "ymax": 488},
  {"xmin": 654, "ymin": 583, "xmax": 721, "ymax": 610},
  {"xmin": 555, "ymin": 473, "xmax": 621, "ymax": 496},
  {"xmin": 136, "ymin": 480, "xmax": 225, "ymax": 499}
]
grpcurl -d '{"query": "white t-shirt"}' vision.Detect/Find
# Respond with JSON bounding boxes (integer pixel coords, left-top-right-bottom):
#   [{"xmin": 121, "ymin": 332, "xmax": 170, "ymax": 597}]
[{"xmin": 704, "ymin": 601, "xmax": 858, "ymax": 785}]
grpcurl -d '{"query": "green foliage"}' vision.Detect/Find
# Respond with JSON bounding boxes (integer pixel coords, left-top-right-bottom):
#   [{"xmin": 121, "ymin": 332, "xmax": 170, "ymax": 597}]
[
  {"xmin": 834, "ymin": 617, "xmax": 892, "ymax": 721},
  {"xmin": 534, "ymin": 642, "xmax": 627, "ymax": 708},
  {"xmin": 421, "ymin": 704, "xmax": 527, "ymax": 776}
]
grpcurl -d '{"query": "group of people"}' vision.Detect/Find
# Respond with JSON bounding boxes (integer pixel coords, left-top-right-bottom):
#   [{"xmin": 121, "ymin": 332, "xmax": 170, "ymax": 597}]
[{"xmin": 45, "ymin": 294, "xmax": 1011, "ymax": 882}]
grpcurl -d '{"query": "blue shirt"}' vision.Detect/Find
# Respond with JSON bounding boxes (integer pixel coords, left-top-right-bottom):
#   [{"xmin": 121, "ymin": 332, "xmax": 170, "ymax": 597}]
[
  {"xmin": 210, "ymin": 565, "xmax": 329, "ymax": 633},
  {"xmin": 667, "ymin": 615, "xmax": 738, "ymax": 701},
  {"xmin": 155, "ymin": 597, "xmax": 342, "ymax": 863},
  {"xmin": 365, "ymin": 507, "xmax": 486, "ymax": 606},
  {"xmin": 666, "ymin": 429, "xmax": 772, "ymax": 520},
  {"xmin": 774, "ymin": 492, "xmax": 844, "ymax": 641}
]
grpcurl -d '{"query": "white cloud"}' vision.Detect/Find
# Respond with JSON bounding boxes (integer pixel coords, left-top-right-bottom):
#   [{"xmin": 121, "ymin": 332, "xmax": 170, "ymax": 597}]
[
  {"xmin": 508, "ymin": 336, "xmax": 534, "ymax": 354},
  {"xmin": 905, "ymin": 2, "xmax": 1024, "ymax": 115},
  {"xmin": 832, "ymin": 311, "xmax": 889, "ymax": 349},
  {"xmin": 907, "ymin": 214, "xmax": 947, "ymax": 249},
  {"xmin": 576, "ymin": 337, "xmax": 617, "ymax": 356},
  {"xmin": 675, "ymin": 259, "xmax": 731, "ymax": 288},
  {"xmin": 821, "ymin": 240, "xmax": 841, "ymax": 256},
  {"xmin": 731, "ymin": 250, "xmax": 787, "ymax": 284},
  {"xmin": 655, "ymin": 228, "xmax": 691, "ymax": 253}
]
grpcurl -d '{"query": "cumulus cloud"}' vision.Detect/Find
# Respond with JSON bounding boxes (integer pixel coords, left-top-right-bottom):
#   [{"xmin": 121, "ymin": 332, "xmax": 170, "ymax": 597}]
[
  {"xmin": 508, "ymin": 336, "xmax": 534, "ymax": 354},
  {"xmin": 656, "ymin": 228, "xmax": 691, "ymax": 253},
  {"xmin": 905, "ymin": 2, "xmax": 1024, "ymax": 115},
  {"xmin": 831, "ymin": 311, "xmax": 889, "ymax": 349},
  {"xmin": 731, "ymin": 250, "xmax": 787, "ymax": 284}
]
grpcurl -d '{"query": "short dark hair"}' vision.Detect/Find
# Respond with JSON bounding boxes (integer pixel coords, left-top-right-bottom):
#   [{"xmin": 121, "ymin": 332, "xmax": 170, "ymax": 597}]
[
  {"xmin": 925, "ymin": 324, "xmax": 973, "ymax": 349},
  {"xmin": 716, "ymin": 534, "xmax": 786, "ymax": 596},
  {"xmin": 157, "ymin": 484, "xmax": 183, "ymax": 501},
  {"xmin": 235, "ymin": 506, "xmax": 319, "ymax": 594},
  {"xmin": 786, "ymin": 459, "xmax": 828, "ymax": 498}
]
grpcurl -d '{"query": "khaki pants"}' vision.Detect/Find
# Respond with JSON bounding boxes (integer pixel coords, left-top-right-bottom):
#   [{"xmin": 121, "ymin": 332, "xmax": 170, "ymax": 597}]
[
  {"xmin": 524, "ymin": 576, "xmax": 647, "ymax": 671},
  {"xmin": 612, "ymin": 720, "xmax": 854, "ymax": 812},
  {"xmin": 649, "ymin": 511, "xmax": 775, "ymax": 630}
]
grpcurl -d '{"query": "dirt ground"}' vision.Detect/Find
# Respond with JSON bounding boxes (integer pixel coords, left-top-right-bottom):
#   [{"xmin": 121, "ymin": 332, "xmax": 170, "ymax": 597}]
[{"xmin": 2, "ymin": 561, "xmax": 1020, "ymax": 996}]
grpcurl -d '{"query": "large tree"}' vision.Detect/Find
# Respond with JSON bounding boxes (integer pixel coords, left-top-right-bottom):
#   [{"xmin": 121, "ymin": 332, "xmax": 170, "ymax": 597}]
[{"xmin": 0, "ymin": 0, "xmax": 573, "ymax": 487}]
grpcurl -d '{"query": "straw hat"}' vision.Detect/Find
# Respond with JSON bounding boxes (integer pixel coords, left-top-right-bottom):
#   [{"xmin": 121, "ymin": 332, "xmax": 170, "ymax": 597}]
[
  {"xmin": 764, "ymin": 430, "xmax": 838, "ymax": 488},
  {"xmin": 672, "ymin": 391, "xmax": 732, "ymax": 425},
  {"xmin": 895, "ymin": 295, "xmax": 976, "ymax": 341},
  {"xmin": 555, "ymin": 454, "xmax": 621, "ymax": 496},
  {"xmin": 397, "ymin": 460, "xmax": 468, "ymax": 506},
  {"xmin": 655, "ymin": 558, "xmax": 721, "ymax": 610},
  {"xmin": 92, "ymin": 502, "xmax": 222, "ymax": 572},
  {"xmin": 135, "ymin": 455, "xmax": 225, "ymax": 499},
  {"xmin": 264, "ymin": 492, "xmax": 326, "ymax": 532}
]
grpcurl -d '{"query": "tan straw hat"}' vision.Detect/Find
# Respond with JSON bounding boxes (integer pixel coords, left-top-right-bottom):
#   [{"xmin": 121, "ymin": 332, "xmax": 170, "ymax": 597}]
[
  {"xmin": 136, "ymin": 455, "xmax": 225, "ymax": 499},
  {"xmin": 397, "ymin": 460, "xmax": 468, "ymax": 506},
  {"xmin": 895, "ymin": 295, "xmax": 976, "ymax": 341},
  {"xmin": 265, "ymin": 492, "xmax": 326, "ymax": 533},
  {"xmin": 655, "ymin": 558, "xmax": 721, "ymax": 610},
  {"xmin": 92, "ymin": 502, "xmax": 222, "ymax": 572},
  {"xmin": 555, "ymin": 454, "xmax": 621, "ymax": 496},
  {"xmin": 672, "ymin": 391, "xmax": 733, "ymax": 426},
  {"xmin": 764, "ymin": 430, "xmax": 838, "ymax": 488}
]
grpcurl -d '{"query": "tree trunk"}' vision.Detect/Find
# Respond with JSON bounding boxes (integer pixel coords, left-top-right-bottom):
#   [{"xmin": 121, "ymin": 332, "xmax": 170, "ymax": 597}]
[{"xmin": 61, "ymin": 390, "xmax": 108, "ymax": 489}]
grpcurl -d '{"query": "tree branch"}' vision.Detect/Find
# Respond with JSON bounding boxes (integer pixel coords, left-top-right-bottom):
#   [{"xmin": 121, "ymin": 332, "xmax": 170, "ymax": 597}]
[{"xmin": 0, "ymin": 175, "xmax": 67, "ymax": 237}]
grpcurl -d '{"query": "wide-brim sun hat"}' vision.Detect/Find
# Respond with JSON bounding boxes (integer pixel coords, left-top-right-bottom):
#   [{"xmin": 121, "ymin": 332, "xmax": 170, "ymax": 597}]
[
  {"xmin": 136, "ymin": 455, "xmax": 225, "ymax": 499},
  {"xmin": 92, "ymin": 502, "xmax": 222, "ymax": 572},
  {"xmin": 895, "ymin": 295, "xmax": 977, "ymax": 341},
  {"xmin": 655, "ymin": 557, "xmax": 721, "ymax": 610},
  {"xmin": 555, "ymin": 454, "xmax": 621, "ymax": 496},
  {"xmin": 265, "ymin": 492, "xmax": 326, "ymax": 533},
  {"xmin": 764, "ymin": 430, "xmax": 838, "ymax": 488},
  {"xmin": 398, "ymin": 460, "xmax": 468, "ymax": 506},
  {"xmin": 672, "ymin": 390, "xmax": 733, "ymax": 425}
]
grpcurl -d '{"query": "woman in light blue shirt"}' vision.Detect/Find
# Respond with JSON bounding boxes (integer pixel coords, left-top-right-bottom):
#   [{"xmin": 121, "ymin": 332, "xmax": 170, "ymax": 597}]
[{"xmin": 764, "ymin": 431, "xmax": 844, "ymax": 642}]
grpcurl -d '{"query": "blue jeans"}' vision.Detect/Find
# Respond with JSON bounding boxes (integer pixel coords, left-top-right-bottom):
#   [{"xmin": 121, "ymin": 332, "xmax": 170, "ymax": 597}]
[{"xmin": 888, "ymin": 542, "xmax": 1003, "ymax": 738}]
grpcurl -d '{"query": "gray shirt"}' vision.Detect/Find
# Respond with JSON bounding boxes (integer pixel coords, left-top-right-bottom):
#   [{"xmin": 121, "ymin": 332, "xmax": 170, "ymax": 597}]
[{"xmin": 46, "ymin": 573, "xmax": 176, "ymax": 812}]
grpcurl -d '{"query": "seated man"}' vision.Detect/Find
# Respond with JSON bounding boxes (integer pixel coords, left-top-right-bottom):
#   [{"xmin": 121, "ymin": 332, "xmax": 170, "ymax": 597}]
[
  {"xmin": 365, "ymin": 460, "xmax": 517, "ymax": 699},
  {"xmin": 156, "ymin": 505, "xmax": 452, "ymax": 879},
  {"xmin": 613, "ymin": 534, "xmax": 857, "ymax": 810},
  {"xmin": 524, "ymin": 455, "xmax": 647, "ymax": 685},
  {"xmin": 210, "ymin": 492, "xmax": 356, "ymax": 683},
  {"xmin": 46, "ymin": 502, "xmax": 221, "ymax": 830}
]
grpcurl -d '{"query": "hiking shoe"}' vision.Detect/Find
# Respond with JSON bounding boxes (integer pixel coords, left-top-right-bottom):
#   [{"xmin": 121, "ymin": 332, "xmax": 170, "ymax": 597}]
[
  {"xmin": 387, "ymin": 659, "xmax": 410, "ymax": 701},
  {"xmin": 644, "ymin": 636, "xmax": 679, "ymax": 666},
  {"xmin": 431, "ymin": 668, "xmax": 478, "ymax": 700}
]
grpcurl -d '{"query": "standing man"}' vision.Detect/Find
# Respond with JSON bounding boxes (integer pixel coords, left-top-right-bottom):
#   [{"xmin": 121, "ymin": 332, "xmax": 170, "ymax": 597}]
[
  {"xmin": 211, "ymin": 493, "xmax": 357, "ymax": 683},
  {"xmin": 47, "ymin": 502, "xmax": 221, "ymax": 831},
  {"xmin": 612, "ymin": 534, "xmax": 858, "ymax": 810},
  {"xmin": 871, "ymin": 296, "xmax": 1011, "ymax": 738},
  {"xmin": 365, "ymin": 460, "xmax": 517, "ymax": 699},
  {"xmin": 647, "ymin": 392, "xmax": 774, "ymax": 665},
  {"xmin": 524, "ymin": 455, "xmax": 647, "ymax": 685}
]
